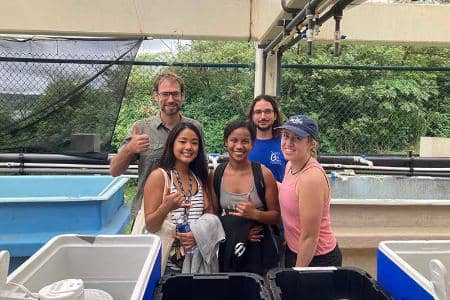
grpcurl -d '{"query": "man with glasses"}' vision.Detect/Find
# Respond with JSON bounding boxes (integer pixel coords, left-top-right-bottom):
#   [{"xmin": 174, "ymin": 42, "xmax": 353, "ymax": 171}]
[
  {"xmin": 247, "ymin": 94, "xmax": 286, "ymax": 183},
  {"xmin": 248, "ymin": 95, "xmax": 287, "ymax": 266},
  {"xmin": 110, "ymin": 70, "xmax": 203, "ymax": 219}
]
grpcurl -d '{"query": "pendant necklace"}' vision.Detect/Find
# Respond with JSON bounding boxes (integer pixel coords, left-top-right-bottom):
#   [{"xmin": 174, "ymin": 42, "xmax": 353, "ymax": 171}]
[
  {"xmin": 173, "ymin": 168, "xmax": 193, "ymax": 220},
  {"xmin": 290, "ymin": 155, "xmax": 311, "ymax": 176}
]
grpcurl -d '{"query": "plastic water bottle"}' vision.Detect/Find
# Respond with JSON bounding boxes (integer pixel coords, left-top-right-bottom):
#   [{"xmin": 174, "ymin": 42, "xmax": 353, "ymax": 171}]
[
  {"xmin": 176, "ymin": 216, "xmax": 191, "ymax": 234},
  {"xmin": 176, "ymin": 216, "xmax": 197, "ymax": 255}
]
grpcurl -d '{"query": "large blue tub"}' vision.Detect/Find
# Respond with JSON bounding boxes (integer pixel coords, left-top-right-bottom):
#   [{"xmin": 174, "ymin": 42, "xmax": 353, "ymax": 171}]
[{"xmin": 0, "ymin": 175, "xmax": 130, "ymax": 272}]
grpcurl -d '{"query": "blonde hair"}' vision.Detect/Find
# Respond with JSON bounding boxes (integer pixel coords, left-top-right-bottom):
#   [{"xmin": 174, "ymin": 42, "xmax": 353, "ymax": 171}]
[{"xmin": 308, "ymin": 136, "xmax": 318, "ymax": 158}]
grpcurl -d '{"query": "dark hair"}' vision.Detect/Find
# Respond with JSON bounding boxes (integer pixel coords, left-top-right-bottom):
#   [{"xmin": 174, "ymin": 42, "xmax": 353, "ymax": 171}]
[
  {"xmin": 247, "ymin": 94, "xmax": 283, "ymax": 136},
  {"xmin": 153, "ymin": 70, "xmax": 185, "ymax": 94},
  {"xmin": 158, "ymin": 122, "xmax": 208, "ymax": 185},
  {"xmin": 223, "ymin": 120, "xmax": 256, "ymax": 143}
]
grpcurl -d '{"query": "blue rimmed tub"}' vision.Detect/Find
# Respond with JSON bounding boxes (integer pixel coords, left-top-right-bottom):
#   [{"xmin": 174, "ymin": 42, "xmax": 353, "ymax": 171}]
[{"xmin": 0, "ymin": 175, "xmax": 130, "ymax": 272}]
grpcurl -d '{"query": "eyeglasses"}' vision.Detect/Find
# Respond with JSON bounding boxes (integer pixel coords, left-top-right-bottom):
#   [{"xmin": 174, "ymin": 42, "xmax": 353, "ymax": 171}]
[
  {"xmin": 253, "ymin": 109, "xmax": 274, "ymax": 115},
  {"xmin": 157, "ymin": 91, "xmax": 182, "ymax": 99}
]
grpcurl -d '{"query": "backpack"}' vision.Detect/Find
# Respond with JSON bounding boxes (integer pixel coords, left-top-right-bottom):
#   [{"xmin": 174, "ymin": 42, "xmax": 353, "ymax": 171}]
[
  {"xmin": 213, "ymin": 161, "xmax": 266, "ymax": 210},
  {"xmin": 214, "ymin": 161, "xmax": 280, "ymax": 271}
]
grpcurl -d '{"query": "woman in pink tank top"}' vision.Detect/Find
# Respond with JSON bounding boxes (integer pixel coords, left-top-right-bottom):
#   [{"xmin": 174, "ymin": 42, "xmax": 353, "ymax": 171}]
[{"xmin": 276, "ymin": 115, "xmax": 341, "ymax": 268}]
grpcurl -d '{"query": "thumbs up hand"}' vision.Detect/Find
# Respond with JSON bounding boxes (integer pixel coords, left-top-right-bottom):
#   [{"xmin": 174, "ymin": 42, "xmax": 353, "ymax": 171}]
[
  {"xmin": 126, "ymin": 123, "xmax": 150, "ymax": 154},
  {"xmin": 231, "ymin": 193, "xmax": 258, "ymax": 220}
]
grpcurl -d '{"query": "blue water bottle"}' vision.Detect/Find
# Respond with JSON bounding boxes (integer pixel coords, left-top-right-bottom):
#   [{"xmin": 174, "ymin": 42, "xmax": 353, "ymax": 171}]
[
  {"xmin": 176, "ymin": 216, "xmax": 191, "ymax": 233},
  {"xmin": 176, "ymin": 215, "xmax": 196, "ymax": 254}
]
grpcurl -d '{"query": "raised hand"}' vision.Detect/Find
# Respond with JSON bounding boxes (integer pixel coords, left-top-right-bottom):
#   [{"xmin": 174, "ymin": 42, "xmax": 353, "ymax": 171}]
[
  {"xmin": 164, "ymin": 191, "xmax": 190, "ymax": 211},
  {"xmin": 126, "ymin": 123, "xmax": 150, "ymax": 154},
  {"xmin": 231, "ymin": 193, "xmax": 258, "ymax": 220}
]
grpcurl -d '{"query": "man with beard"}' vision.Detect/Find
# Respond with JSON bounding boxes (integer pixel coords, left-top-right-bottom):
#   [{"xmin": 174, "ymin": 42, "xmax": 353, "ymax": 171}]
[
  {"xmin": 110, "ymin": 70, "xmax": 203, "ymax": 219},
  {"xmin": 247, "ymin": 95, "xmax": 286, "ymax": 183}
]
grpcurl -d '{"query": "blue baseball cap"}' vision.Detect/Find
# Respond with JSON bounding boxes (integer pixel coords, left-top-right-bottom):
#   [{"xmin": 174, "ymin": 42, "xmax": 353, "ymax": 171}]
[{"xmin": 276, "ymin": 115, "xmax": 318, "ymax": 140}]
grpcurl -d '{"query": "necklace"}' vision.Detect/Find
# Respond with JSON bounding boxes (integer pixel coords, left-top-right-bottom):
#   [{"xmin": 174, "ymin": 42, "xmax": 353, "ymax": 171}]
[
  {"xmin": 290, "ymin": 155, "xmax": 311, "ymax": 176},
  {"xmin": 172, "ymin": 168, "xmax": 193, "ymax": 220}
]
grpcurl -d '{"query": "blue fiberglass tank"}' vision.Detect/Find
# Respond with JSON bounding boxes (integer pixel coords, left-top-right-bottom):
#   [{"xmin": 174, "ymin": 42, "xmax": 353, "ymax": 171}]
[{"xmin": 0, "ymin": 175, "xmax": 130, "ymax": 272}]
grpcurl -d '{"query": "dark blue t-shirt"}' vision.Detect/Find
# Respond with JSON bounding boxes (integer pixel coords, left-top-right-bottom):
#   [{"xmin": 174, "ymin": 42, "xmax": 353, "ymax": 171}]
[{"xmin": 249, "ymin": 136, "xmax": 286, "ymax": 182}]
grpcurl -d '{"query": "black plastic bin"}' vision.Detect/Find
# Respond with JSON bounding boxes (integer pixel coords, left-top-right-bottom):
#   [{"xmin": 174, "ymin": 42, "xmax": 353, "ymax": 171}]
[
  {"xmin": 153, "ymin": 272, "xmax": 271, "ymax": 300},
  {"xmin": 267, "ymin": 267, "xmax": 392, "ymax": 300}
]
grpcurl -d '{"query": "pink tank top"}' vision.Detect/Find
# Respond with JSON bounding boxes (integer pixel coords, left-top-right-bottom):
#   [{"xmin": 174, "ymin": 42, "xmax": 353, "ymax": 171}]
[{"xmin": 279, "ymin": 161, "xmax": 336, "ymax": 256}]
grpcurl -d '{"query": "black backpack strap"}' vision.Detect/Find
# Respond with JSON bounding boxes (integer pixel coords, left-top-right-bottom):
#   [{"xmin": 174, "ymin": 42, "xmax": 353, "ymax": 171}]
[
  {"xmin": 251, "ymin": 162, "xmax": 281, "ymax": 237},
  {"xmin": 251, "ymin": 161, "xmax": 266, "ymax": 210},
  {"xmin": 213, "ymin": 162, "xmax": 227, "ymax": 210}
]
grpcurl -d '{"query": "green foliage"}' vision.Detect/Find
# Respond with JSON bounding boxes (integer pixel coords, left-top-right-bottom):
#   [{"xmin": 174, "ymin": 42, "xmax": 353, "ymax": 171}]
[
  {"xmin": 112, "ymin": 41, "xmax": 449, "ymax": 155},
  {"xmin": 280, "ymin": 44, "xmax": 449, "ymax": 154},
  {"xmin": 0, "ymin": 111, "xmax": 11, "ymax": 128},
  {"xmin": 176, "ymin": 41, "xmax": 255, "ymax": 152},
  {"xmin": 124, "ymin": 178, "xmax": 138, "ymax": 203},
  {"xmin": 113, "ymin": 41, "xmax": 255, "ymax": 153}
]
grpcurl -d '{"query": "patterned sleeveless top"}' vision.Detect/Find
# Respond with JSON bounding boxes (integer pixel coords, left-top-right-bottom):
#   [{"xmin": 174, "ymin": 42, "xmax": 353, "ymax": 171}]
[{"xmin": 168, "ymin": 170, "xmax": 205, "ymax": 223}]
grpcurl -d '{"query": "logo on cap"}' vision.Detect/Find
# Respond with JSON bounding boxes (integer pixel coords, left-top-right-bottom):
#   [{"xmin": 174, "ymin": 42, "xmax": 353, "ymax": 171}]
[{"xmin": 289, "ymin": 116, "xmax": 304, "ymax": 125}]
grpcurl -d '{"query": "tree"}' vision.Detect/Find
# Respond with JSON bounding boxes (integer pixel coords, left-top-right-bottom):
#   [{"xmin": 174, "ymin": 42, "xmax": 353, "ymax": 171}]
[
  {"xmin": 280, "ymin": 43, "xmax": 449, "ymax": 154},
  {"xmin": 113, "ymin": 41, "xmax": 449, "ymax": 155}
]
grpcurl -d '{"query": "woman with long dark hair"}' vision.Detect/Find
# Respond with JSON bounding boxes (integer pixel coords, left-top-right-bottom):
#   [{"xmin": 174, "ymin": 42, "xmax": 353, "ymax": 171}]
[{"xmin": 144, "ymin": 122, "xmax": 212, "ymax": 273}]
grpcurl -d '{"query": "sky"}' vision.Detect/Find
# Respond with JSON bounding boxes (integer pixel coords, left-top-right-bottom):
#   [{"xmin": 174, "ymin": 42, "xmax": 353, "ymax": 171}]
[{"xmin": 137, "ymin": 39, "xmax": 191, "ymax": 55}]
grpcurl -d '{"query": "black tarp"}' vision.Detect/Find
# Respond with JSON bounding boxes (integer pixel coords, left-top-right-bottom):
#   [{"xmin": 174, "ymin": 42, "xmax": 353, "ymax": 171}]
[{"xmin": 0, "ymin": 37, "xmax": 142, "ymax": 158}]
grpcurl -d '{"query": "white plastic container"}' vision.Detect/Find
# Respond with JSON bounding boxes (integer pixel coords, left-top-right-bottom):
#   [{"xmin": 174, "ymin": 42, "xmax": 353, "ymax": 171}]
[
  {"xmin": 378, "ymin": 240, "xmax": 450, "ymax": 300},
  {"xmin": 3, "ymin": 234, "xmax": 161, "ymax": 300}
]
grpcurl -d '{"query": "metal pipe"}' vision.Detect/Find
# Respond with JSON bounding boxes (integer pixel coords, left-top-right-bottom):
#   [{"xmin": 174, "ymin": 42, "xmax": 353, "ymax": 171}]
[
  {"xmin": 2, "ymin": 154, "xmax": 449, "ymax": 168},
  {"xmin": 285, "ymin": 0, "xmax": 323, "ymax": 34},
  {"xmin": 0, "ymin": 56, "xmax": 255, "ymax": 69},
  {"xmin": 2, "ymin": 56, "xmax": 447, "ymax": 72},
  {"xmin": 0, "ymin": 162, "xmax": 137, "ymax": 169},
  {"xmin": 261, "ymin": 50, "xmax": 267, "ymax": 94},
  {"xmin": 0, "ymin": 167, "xmax": 137, "ymax": 175},
  {"xmin": 306, "ymin": 6, "xmax": 315, "ymax": 55},
  {"xmin": 264, "ymin": 0, "xmax": 323, "ymax": 54},
  {"xmin": 281, "ymin": 0, "xmax": 300, "ymax": 14},
  {"xmin": 276, "ymin": 51, "xmax": 283, "ymax": 97},
  {"xmin": 321, "ymin": 163, "xmax": 450, "ymax": 172},
  {"xmin": 3, "ymin": 55, "xmax": 449, "ymax": 73},
  {"xmin": 273, "ymin": 26, "xmax": 303, "ymax": 54},
  {"xmin": 326, "ymin": 169, "xmax": 450, "ymax": 177},
  {"xmin": 282, "ymin": 0, "xmax": 348, "ymax": 58},
  {"xmin": 280, "ymin": 64, "xmax": 450, "ymax": 71},
  {"xmin": 319, "ymin": 155, "xmax": 450, "ymax": 168},
  {"xmin": 263, "ymin": 34, "xmax": 284, "ymax": 56},
  {"xmin": 316, "ymin": 0, "xmax": 352, "ymax": 26},
  {"xmin": 333, "ymin": 7, "xmax": 343, "ymax": 56},
  {"xmin": 279, "ymin": 29, "xmax": 305, "ymax": 54},
  {"xmin": 316, "ymin": 0, "xmax": 339, "ymax": 14},
  {"xmin": 316, "ymin": 4, "xmax": 335, "ymax": 25},
  {"xmin": 0, "ymin": 153, "xmax": 108, "ymax": 164}
]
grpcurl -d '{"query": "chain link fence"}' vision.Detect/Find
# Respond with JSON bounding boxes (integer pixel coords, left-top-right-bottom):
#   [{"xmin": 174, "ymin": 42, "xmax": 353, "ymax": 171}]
[
  {"xmin": 280, "ymin": 67, "xmax": 450, "ymax": 155},
  {"xmin": 114, "ymin": 64, "xmax": 449, "ymax": 156},
  {"xmin": 1, "ymin": 38, "xmax": 448, "ymax": 156},
  {"xmin": 0, "ymin": 38, "xmax": 141, "ymax": 156}
]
